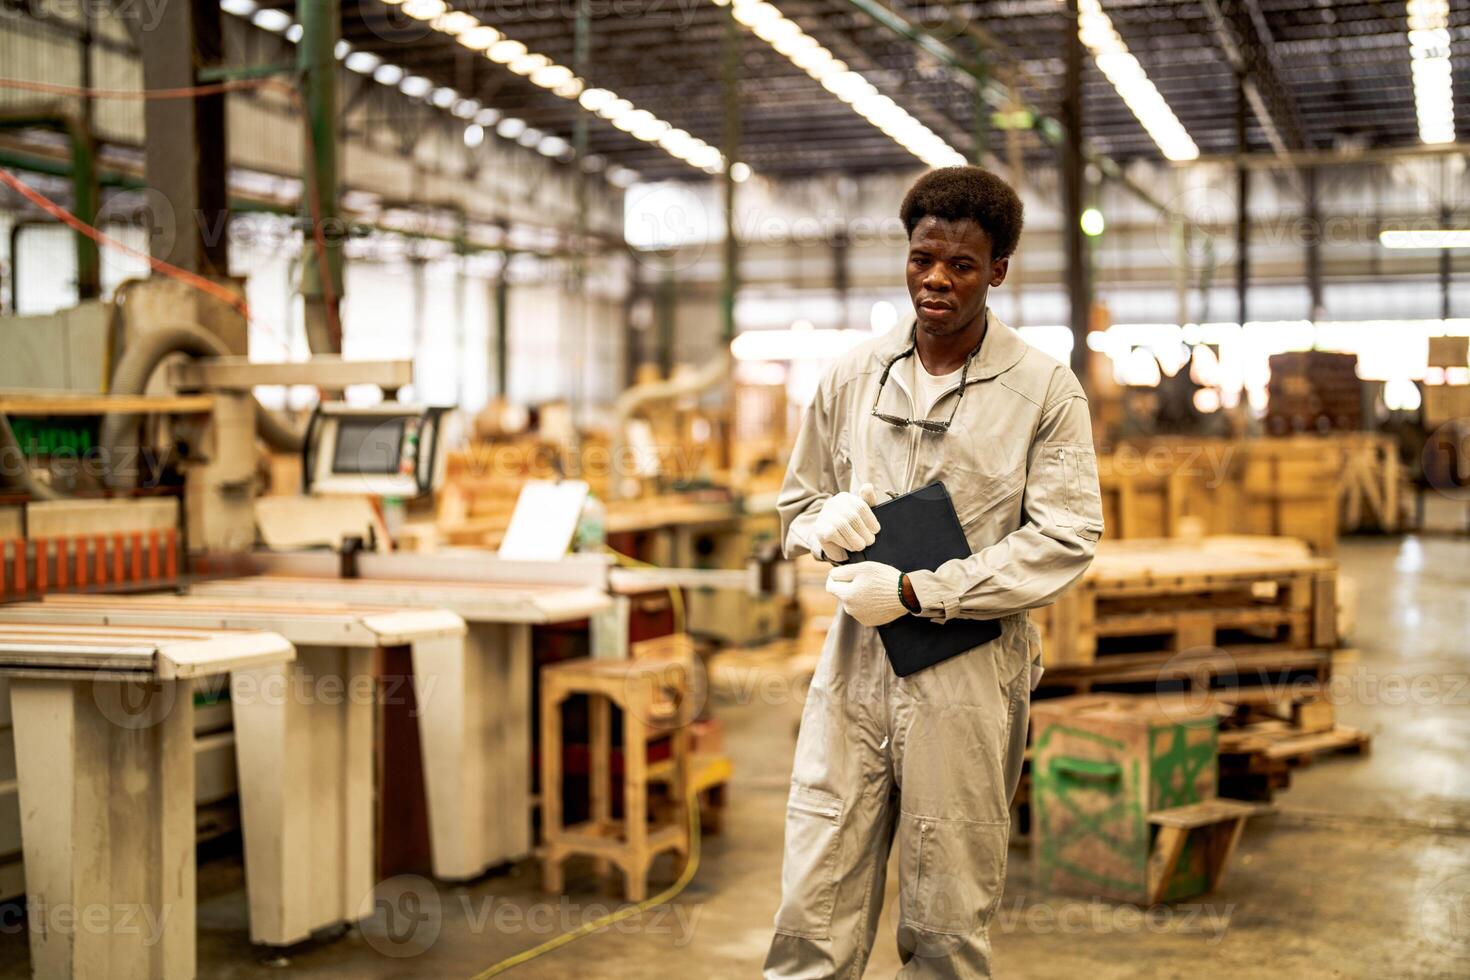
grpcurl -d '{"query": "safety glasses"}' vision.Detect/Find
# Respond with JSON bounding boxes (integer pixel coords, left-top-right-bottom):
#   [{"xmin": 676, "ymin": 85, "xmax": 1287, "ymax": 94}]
[{"xmin": 869, "ymin": 333, "xmax": 983, "ymax": 433}]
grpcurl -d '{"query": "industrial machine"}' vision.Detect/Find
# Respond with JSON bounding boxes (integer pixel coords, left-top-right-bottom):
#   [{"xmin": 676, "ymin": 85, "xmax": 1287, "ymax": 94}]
[{"xmin": 302, "ymin": 401, "xmax": 447, "ymax": 499}]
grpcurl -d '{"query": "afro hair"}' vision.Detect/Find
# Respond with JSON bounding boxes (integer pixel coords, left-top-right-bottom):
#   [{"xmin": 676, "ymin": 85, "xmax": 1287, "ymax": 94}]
[{"xmin": 899, "ymin": 167, "xmax": 1025, "ymax": 260}]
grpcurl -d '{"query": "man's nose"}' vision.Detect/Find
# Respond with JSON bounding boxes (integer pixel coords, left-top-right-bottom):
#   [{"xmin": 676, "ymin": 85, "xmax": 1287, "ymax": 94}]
[{"xmin": 923, "ymin": 267, "xmax": 952, "ymax": 291}]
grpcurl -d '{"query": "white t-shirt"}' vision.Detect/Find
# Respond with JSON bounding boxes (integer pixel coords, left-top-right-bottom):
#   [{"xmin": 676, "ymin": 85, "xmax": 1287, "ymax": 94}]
[{"xmin": 906, "ymin": 355, "xmax": 963, "ymax": 421}]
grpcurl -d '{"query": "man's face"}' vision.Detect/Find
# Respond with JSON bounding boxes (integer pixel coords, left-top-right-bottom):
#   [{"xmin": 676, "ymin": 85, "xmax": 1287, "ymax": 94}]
[{"xmin": 905, "ymin": 216, "xmax": 1009, "ymax": 337}]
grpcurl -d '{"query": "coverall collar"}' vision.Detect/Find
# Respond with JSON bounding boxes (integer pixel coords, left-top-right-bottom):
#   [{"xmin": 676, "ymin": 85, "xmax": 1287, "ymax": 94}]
[{"xmin": 874, "ymin": 308, "xmax": 1028, "ymax": 383}]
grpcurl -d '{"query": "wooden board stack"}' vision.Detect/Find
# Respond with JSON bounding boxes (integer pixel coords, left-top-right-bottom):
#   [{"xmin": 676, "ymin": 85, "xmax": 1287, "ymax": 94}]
[{"xmin": 1097, "ymin": 434, "xmax": 1412, "ymax": 553}]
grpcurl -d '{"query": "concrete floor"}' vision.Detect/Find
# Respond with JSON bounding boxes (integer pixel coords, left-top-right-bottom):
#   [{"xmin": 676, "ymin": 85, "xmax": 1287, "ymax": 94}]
[{"xmin": 0, "ymin": 535, "xmax": 1466, "ymax": 978}]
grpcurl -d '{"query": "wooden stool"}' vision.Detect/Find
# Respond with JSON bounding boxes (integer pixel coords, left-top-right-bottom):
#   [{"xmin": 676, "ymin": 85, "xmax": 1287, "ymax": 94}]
[
  {"xmin": 1146, "ymin": 798, "xmax": 1270, "ymax": 904},
  {"xmin": 540, "ymin": 654, "xmax": 693, "ymax": 901}
]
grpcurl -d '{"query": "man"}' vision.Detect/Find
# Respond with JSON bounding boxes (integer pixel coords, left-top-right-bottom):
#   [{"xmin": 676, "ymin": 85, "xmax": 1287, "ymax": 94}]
[{"xmin": 764, "ymin": 166, "xmax": 1104, "ymax": 979}]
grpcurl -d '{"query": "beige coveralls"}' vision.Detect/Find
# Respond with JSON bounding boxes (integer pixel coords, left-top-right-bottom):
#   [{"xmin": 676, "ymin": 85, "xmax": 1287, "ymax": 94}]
[{"xmin": 765, "ymin": 312, "xmax": 1104, "ymax": 979}]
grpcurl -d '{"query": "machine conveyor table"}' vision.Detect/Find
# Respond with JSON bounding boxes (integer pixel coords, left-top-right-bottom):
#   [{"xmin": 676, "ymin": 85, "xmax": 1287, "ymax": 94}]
[
  {"xmin": 0, "ymin": 594, "xmax": 467, "ymax": 947},
  {"xmin": 0, "ymin": 622, "xmax": 294, "ymax": 980},
  {"xmin": 189, "ymin": 574, "xmax": 612, "ymax": 880}
]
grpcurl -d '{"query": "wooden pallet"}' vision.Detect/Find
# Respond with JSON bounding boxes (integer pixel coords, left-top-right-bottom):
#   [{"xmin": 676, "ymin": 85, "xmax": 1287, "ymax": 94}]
[
  {"xmin": 1218, "ymin": 721, "xmax": 1371, "ymax": 800},
  {"xmin": 1035, "ymin": 646, "xmax": 1334, "ymax": 703},
  {"xmin": 1035, "ymin": 537, "xmax": 1337, "ymax": 669}
]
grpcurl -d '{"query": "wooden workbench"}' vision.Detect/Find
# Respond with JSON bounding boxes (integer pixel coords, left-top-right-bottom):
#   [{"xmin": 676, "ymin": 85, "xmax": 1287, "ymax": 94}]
[
  {"xmin": 190, "ymin": 574, "xmax": 612, "ymax": 880},
  {"xmin": 0, "ymin": 594, "xmax": 466, "ymax": 947},
  {"xmin": 0, "ymin": 622, "xmax": 293, "ymax": 980}
]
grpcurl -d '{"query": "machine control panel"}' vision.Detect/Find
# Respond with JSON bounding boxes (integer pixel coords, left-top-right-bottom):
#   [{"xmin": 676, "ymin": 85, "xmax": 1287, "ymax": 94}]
[{"xmin": 303, "ymin": 402, "xmax": 447, "ymax": 498}]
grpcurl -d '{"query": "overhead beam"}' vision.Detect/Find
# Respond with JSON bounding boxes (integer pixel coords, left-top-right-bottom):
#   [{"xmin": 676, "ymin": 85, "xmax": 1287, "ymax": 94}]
[
  {"xmin": 836, "ymin": 0, "xmax": 1185, "ymax": 224},
  {"xmin": 1199, "ymin": 0, "xmax": 1309, "ymax": 165}
]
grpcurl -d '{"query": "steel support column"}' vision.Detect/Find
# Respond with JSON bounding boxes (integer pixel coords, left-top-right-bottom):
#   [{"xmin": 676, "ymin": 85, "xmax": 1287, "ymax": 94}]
[
  {"xmin": 139, "ymin": 0, "xmax": 227, "ymax": 282},
  {"xmin": 971, "ymin": 53, "xmax": 989, "ymax": 166},
  {"xmin": 720, "ymin": 5, "xmax": 741, "ymax": 345},
  {"xmin": 1235, "ymin": 73, "xmax": 1250, "ymax": 328},
  {"xmin": 299, "ymin": 0, "xmax": 343, "ymax": 354},
  {"xmin": 562, "ymin": 0, "xmax": 592, "ymax": 410},
  {"xmin": 1305, "ymin": 166, "xmax": 1323, "ymax": 320},
  {"xmin": 1442, "ymin": 205, "xmax": 1453, "ymax": 320},
  {"xmin": 656, "ymin": 266, "xmax": 676, "ymax": 377},
  {"xmin": 494, "ymin": 268, "xmax": 510, "ymax": 398},
  {"xmin": 1061, "ymin": 0, "xmax": 1089, "ymax": 385}
]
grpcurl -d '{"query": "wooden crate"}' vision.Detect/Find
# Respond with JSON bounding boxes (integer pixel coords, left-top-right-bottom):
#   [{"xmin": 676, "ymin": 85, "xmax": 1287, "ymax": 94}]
[
  {"xmin": 1333, "ymin": 433, "xmax": 1407, "ymax": 533},
  {"xmin": 1237, "ymin": 440, "xmax": 1340, "ymax": 553},
  {"xmin": 1423, "ymin": 384, "xmax": 1470, "ymax": 427},
  {"xmin": 1099, "ymin": 434, "xmax": 1410, "ymax": 550},
  {"xmin": 1030, "ymin": 694, "xmax": 1223, "ymax": 904},
  {"xmin": 1098, "ymin": 443, "xmax": 1245, "ymax": 541},
  {"xmin": 1034, "ymin": 537, "xmax": 1337, "ymax": 670}
]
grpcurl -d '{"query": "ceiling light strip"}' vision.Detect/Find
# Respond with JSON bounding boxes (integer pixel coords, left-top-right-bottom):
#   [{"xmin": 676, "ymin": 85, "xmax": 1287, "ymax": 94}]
[
  {"xmin": 1075, "ymin": 0, "xmax": 1199, "ymax": 162},
  {"xmin": 379, "ymin": 0, "xmax": 734, "ymax": 180},
  {"xmin": 719, "ymin": 0, "xmax": 966, "ymax": 168},
  {"xmin": 1406, "ymin": 0, "xmax": 1456, "ymax": 145}
]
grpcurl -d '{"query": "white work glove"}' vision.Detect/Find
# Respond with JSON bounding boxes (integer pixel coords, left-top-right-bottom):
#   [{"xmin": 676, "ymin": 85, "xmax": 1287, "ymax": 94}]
[
  {"xmin": 806, "ymin": 483, "xmax": 882, "ymax": 561},
  {"xmin": 826, "ymin": 561, "xmax": 909, "ymax": 628}
]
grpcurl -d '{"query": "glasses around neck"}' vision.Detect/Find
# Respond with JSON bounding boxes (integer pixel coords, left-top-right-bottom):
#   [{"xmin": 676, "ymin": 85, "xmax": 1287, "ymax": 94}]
[{"xmin": 869, "ymin": 332, "xmax": 984, "ymax": 433}]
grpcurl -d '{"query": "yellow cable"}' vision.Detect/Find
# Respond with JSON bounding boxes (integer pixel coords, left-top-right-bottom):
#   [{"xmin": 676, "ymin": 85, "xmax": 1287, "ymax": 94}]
[
  {"xmin": 469, "ymin": 545, "xmax": 696, "ymax": 978},
  {"xmin": 469, "ymin": 794, "xmax": 701, "ymax": 979},
  {"xmin": 604, "ymin": 544, "xmax": 686, "ymax": 638}
]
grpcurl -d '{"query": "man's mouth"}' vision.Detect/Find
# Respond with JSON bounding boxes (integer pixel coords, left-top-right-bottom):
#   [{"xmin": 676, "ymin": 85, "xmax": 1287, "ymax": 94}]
[{"xmin": 917, "ymin": 300, "xmax": 953, "ymax": 313}]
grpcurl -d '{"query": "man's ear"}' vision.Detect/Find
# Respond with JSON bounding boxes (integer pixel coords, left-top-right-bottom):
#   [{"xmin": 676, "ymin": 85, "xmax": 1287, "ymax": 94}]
[{"xmin": 990, "ymin": 256, "xmax": 1009, "ymax": 288}]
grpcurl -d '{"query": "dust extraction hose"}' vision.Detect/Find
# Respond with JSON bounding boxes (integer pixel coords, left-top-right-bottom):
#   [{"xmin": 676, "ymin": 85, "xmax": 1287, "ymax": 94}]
[{"xmin": 98, "ymin": 322, "xmax": 305, "ymax": 489}]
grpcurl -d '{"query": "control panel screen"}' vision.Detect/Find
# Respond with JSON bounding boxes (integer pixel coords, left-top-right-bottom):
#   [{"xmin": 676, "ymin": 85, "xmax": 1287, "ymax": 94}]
[{"xmin": 331, "ymin": 417, "xmax": 405, "ymax": 475}]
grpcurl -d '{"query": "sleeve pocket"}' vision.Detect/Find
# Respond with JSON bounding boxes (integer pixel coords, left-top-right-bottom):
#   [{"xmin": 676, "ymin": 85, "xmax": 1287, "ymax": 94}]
[{"xmin": 1061, "ymin": 445, "xmax": 1104, "ymax": 540}]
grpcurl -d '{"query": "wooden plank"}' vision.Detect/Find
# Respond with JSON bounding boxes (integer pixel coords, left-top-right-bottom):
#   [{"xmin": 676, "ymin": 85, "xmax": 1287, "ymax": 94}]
[
  {"xmin": 166, "ymin": 356, "xmax": 411, "ymax": 392},
  {"xmin": 502, "ymin": 623, "xmax": 533, "ymax": 861},
  {"xmin": 192, "ymin": 575, "xmax": 610, "ymax": 625},
  {"xmin": 1148, "ymin": 799, "xmax": 1268, "ymax": 829},
  {"xmin": 589, "ymin": 690, "xmax": 612, "ymax": 879},
  {"xmin": 30, "ymin": 593, "xmax": 464, "ymax": 648},
  {"xmin": 26, "ymin": 498, "xmax": 179, "ymax": 538},
  {"xmin": 540, "ymin": 674, "xmax": 565, "ymax": 894},
  {"xmin": 0, "ymin": 391, "xmax": 213, "ymax": 416},
  {"xmin": 1146, "ymin": 825, "xmax": 1188, "ymax": 906}
]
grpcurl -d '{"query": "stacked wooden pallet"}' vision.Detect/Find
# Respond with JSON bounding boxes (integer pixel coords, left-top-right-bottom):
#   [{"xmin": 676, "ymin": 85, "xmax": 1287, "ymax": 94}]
[
  {"xmin": 1217, "ymin": 717, "xmax": 1372, "ymax": 800},
  {"xmin": 1265, "ymin": 350, "xmax": 1363, "ymax": 433},
  {"xmin": 1035, "ymin": 536, "xmax": 1336, "ymax": 674},
  {"xmin": 1097, "ymin": 434, "xmax": 1411, "ymax": 552},
  {"xmin": 1099, "ymin": 437, "xmax": 1341, "ymax": 552}
]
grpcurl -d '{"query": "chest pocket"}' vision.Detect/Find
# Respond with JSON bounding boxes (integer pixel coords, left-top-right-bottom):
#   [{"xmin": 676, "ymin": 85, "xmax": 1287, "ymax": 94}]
[{"xmin": 948, "ymin": 464, "xmax": 1026, "ymax": 531}]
